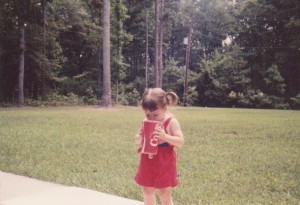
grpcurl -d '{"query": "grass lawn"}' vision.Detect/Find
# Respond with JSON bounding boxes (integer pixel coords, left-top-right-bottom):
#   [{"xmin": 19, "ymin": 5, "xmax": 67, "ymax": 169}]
[{"xmin": 0, "ymin": 106, "xmax": 299, "ymax": 204}]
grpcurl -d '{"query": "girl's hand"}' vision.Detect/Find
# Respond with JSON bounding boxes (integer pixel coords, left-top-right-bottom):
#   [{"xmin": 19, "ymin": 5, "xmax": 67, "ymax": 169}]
[
  {"xmin": 153, "ymin": 118, "xmax": 184, "ymax": 149},
  {"xmin": 153, "ymin": 124, "xmax": 166, "ymax": 140},
  {"xmin": 135, "ymin": 130, "xmax": 143, "ymax": 145}
]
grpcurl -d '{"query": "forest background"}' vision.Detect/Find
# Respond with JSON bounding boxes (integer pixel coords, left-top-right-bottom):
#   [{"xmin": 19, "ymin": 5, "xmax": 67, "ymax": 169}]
[{"xmin": 0, "ymin": 0, "xmax": 300, "ymax": 109}]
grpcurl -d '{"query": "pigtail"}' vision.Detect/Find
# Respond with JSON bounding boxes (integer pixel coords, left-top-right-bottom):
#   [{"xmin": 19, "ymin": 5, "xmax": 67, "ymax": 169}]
[
  {"xmin": 166, "ymin": 92, "xmax": 179, "ymax": 106},
  {"xmin": 142, "ymin": 88, "xmax": 178, "ymax": 110}
]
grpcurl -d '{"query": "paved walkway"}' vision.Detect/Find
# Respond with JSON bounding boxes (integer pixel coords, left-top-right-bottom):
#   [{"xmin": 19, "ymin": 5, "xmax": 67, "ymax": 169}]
[{"xmin": 0, "ymin": 171, "xmax": 143, "ymax": 205}]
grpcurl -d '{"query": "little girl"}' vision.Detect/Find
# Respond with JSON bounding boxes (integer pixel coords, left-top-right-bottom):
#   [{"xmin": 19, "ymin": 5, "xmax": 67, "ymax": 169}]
[{"xmin": 135, "ymin": 88, "xmax": 184, "ymax": 205}]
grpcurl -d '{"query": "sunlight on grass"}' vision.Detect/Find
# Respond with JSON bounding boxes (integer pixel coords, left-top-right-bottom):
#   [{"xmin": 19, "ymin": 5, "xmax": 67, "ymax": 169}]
[{"xmin": 0, "ymin": 107, "xmax": 299, "ymax": 204}]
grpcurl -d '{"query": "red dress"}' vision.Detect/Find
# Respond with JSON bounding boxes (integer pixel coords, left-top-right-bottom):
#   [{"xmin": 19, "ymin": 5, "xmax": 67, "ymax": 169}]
[{"xmin": 135, "ymin": 117, "xmax": 178, "ymax": 189}]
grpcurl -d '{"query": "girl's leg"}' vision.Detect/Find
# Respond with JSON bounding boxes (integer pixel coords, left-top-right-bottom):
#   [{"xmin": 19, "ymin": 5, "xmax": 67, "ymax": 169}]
[
  {"xmin": 158, "ymin": 187, "xmax": 174, "ymax": 205},
  {"xmin": 142, "ymin": 187, "xmax": 156, "ymax": 205}
]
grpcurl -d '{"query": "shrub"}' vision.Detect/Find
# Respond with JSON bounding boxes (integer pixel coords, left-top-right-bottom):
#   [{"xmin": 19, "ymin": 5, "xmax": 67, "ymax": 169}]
[
  {"xmin": 290, "ymin": 93, "xmax": 300, "ymax": 110},
  {"xmin": 25, "ymin": 92, "xmax": 85, "ymax": 106},
  {"xmin": 236, "ymin": 89, "xmax": 264, "ymax": 108},
  {"xmin": 126, "ymin": 88, "xmax": 140, "ymax": 106},
  {"xmin": 259, "ymin": 95, "xmax": 287, "ymax": 109}
]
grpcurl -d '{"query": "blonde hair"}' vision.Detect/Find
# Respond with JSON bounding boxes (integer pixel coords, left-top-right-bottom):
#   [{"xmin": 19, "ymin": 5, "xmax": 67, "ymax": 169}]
[{"xmin": 141, "ymin": 88, "xmax": 179, "ymax": 111}]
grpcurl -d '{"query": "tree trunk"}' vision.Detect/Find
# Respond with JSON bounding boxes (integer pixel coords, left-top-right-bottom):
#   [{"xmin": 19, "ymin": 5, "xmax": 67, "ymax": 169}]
[
  {"xmin": 101, "ymin": 0, "xmax": 111, "ymax": 107},
  {"xmin": 145, "ymin": 5, "xmax": 149, "ymax": 89},
  {"xmin": 158, "ymin": 0, "xmax": 164, "ymax": 88},
  {"xmin": 184, "ymin": 26, "xmax": 192, "ymax": 106},
  {"xmin": 40, "ymin": 0, "xmax": 46, "ymax": 97},
  {"xmin": 154, "ymin": 0, "xmax": 159, "ymax": 87},
  {"xmin": 41, "ymin": 0, "xmax": 46, "ymax": 55},
  {"xmin": 18, "ymin": 23, "xmax": 25, "ymax": 106}
]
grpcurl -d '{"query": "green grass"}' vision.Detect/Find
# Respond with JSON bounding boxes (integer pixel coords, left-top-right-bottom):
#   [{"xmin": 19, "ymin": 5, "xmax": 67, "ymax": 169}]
[{"xmin": 0, "ymin": 107, "xmax": 299, "ymax": 204}]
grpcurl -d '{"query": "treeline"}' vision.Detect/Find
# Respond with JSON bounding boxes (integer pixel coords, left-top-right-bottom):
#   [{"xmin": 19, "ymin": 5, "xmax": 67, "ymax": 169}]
[{"xmin": 0, "ymin": 0, "xmax": 299, "ymax": 109}]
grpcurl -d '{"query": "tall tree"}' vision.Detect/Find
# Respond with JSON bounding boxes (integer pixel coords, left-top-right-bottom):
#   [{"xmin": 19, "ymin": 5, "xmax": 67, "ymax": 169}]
[
  {"xmin": 154, "ymin": 0, "xmax": 160, "ymax": 87},
  {"xmin": 197, "ymin": 44, "xmax": 248, "ymax": 107},
  {"xmin": 111, "ymin": 0, "xmax": 131, "ymax": 103},
  {"xmin": 144, "ymin": 2, "xmax": 149, "ymax": 88},
  {"xmin": 235, "ymin": 0, "xmax": 300, "ymax": 103},
  {"xmin": 41, "ymin": 0, "xmax": 46, "ymax": 56},
  {"xmin": 101, "ymin": 0, "xmax": 112, "ymax": 107},
  {"xmin": 17, "ymin": 0, "xmax": 31, "ymax": 105},
  {"xmin": 18, "ymin": 22, "xmax": 25, "ymax": 105},
  {"xmin": 158, "ymin": 0, "xmax": 164, "ymax": 88}
]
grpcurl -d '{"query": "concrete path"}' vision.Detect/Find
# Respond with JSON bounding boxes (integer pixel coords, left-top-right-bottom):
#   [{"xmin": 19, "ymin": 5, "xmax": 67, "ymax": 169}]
[{"xmin": 0, "ymin": 171, "xmax": 143, "ymax": 205}]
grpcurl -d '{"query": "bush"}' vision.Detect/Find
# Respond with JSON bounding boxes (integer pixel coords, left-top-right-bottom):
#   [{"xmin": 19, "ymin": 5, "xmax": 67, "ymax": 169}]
[
  {"xmin": 126, "ymin": 88, "xmax": 140, "ymax": 106},
  {"xmin": 274, "ymin": 103, "xmax": 290, "ymax": 110},
  {"xmin": 183, "ymin": 86, "xmax": 198, "ymax": 106},
  {"xmin": 236, "ymin": 89, "xmax": 264, "ymax": 108},
  {"xmin": 259, "ymin": 95, "xmax": 287, "ymax": 109},
  {"xmin": 82, "ymin": 87, "xmax": 98, "ymax": 105},
  {"xmin": 236, "ymin": 90, "xmax": 289, "ymax": 109},
  {"xmin": 113, "ymin": 88, "xmax": 140, "ymax": 106},
  {"xmin": 25, "ymin": 92, "xmax": 85, "ymax": 106},
  {"xmin": 290, "ymin": 93, "xmax": 300, "ymax": 110}
]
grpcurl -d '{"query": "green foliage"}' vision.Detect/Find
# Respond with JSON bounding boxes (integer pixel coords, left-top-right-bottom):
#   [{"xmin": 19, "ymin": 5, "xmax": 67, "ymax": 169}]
[
  {"xmin": 235, "ymin": 89, "xmax": 290, "ymax": 109},
  {"xmin": 112, "ymin": 82, "xmax": 141, "ymax": 106},
  {"xmin": 162, "ymin": 58, "xmax": 185, "ymax": 96},
  {"xmin": 0, "ymin": 0, "xmax": 300, "ymax": 109},
  {"xmin": 235, "ymin": 89, "xmax": 264, "ymax": 108},
  {"xmin": 236, "ymin": 0, "xmax": 300, "ymax": 100},
  {"xmin": 290, "ymin": 93, "xmax": 300, "ymax": 110},
  {"xmin": 82, "ymin": 86, "xmax": 98, "ymax": 105},
  {"xmin": 49, "ymin": 0, "xmax": 101, "ymax": 76},
  {"xmin": 197, "ymin": 45, "xmax": 249, "ymax": 107},
  {"xmin": 111, "ymin": 0, "xmax": 132, "ymax": 83},
  {"xmin": 25, "ymin": 92, "xmax": 84, "ymax": 107},
  {"xmin": 162, "ymin": 58, "xmax": 199, "ymax": 106},
  {"xmin": 184, "ymin": 86, "xmax": 199, "ymax": 106},
  {"xmin": 263, "ymin": 64, "xmax": 286, "ymax": 95},
  {"xmin": 126, "ymin": 88, "xmax": 141, "ymax": 106},
  {"xmin": 259, "ymin": 95, "xmax": 288, "ymax": 109}
]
